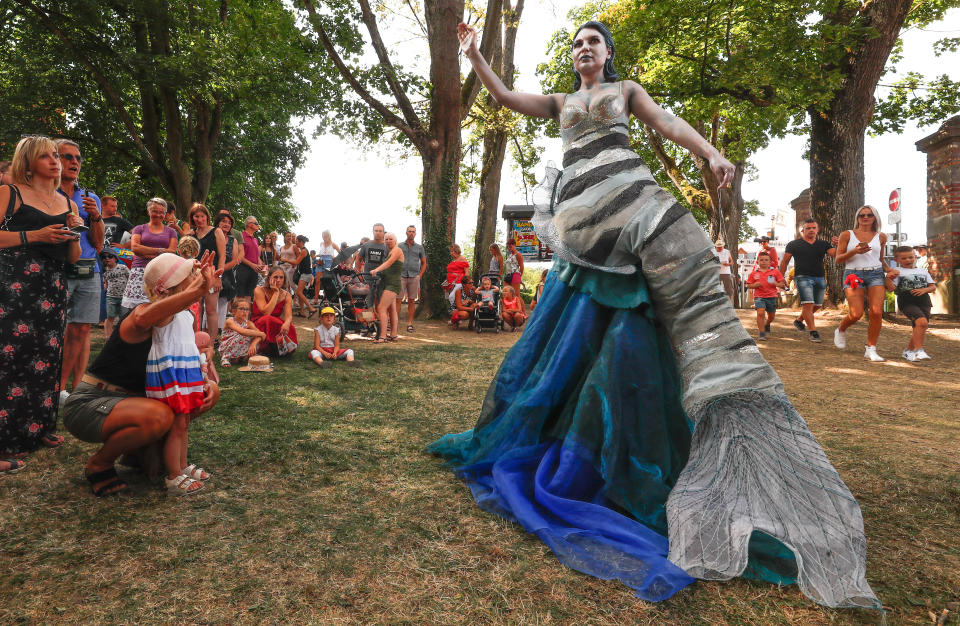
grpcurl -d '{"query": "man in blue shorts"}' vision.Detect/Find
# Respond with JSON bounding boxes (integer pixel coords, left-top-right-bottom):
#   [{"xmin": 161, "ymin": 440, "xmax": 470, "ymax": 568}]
[{"xmin": 779, "ymin": 218, "xmax": 836, "ymax": 343}]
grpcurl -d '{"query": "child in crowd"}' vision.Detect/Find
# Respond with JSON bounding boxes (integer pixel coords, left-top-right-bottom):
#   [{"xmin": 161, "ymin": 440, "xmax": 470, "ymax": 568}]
[
  {"xmin": 476, "ymin": 275, "xmax": 499, "ymax": 310},
  {"xmin": 885, "ymin": 246, "xmax": 936, "ymax": 361},
  {"xmin": 143, "ymin": 253, "xmax": 211, "ymax": 496},
  {"xmin": 309, "ymin": 307, "xmax": 357, "ymax": 367},
  {"xmin": 101, "ymin": 248, "xmax": 130, "ymax": 339},
  {"xmin": 501, "ymin": 285, "xmax": 527, "ymax": 331},
  {"xmin": 218, "ymin": 298, "xmax": 266, "ymax": 367},
  {"xmin": 530, "ymin": 269, "xmax": 548, "ymax": 310},
  {"xmin": 746, "ymin": 251, "xmax": 786, "ymax": 341},
  {"xmin": 194, "ymin": 331, "xmax": 219, "ymax": 384}
]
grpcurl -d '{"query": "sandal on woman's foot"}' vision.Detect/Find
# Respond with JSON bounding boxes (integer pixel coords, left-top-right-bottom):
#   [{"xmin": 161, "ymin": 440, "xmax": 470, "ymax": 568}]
[
  {"xmin": 307, "ymin": 308, "xmax": 318, "ymax": 318},
  {"xmin": 406, "ymin": 325, "xmax": 414, "ymax": 333},
  {"xmin": 1, "ymin": 459, "xmax": 25, "ymax": 475},
  {"xmin": 182, "ymin": 464, "xmax": 210, "ymax": 481},
  {"xmin": 40, "ymin": 433, "xmax": 65, "ymax": 448},
  {"xmin": 86, "ymin": 467, "xmax": 128, "ymax": 497},
  {"xmin": 165, "ymin": 474, "xmax": 204, "ymax": 496},
  {"xmin": 387, "ymin": 335, "xmax": 399, "ymax": 342},
  {"xmin": 373, "ymin": 338, "xmax": 386, "ymax": 344},
  {"xmin": 220, "ymin": 357, "xmax": 231, "ymax": 368}
]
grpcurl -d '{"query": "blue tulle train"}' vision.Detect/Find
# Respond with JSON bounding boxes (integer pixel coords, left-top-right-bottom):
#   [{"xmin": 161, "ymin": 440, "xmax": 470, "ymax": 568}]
[{"xmin": 428, "ymin": 268, "xmax": 797, "ymax": 601}]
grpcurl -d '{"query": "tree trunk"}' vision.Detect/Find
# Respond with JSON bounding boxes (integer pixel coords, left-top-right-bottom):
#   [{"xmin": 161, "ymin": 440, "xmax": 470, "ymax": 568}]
[
  {"xmin": 809, "ymin": 109, "xmax": 866, "ymax": 305},
  {"xmin": 419, "ymin": 0, "xmax": 465, "ymax": 317},
  {"xmin": 810, "ymin": 0, "xmax": 913, "ymax": 304},
  {"xmin": 471, "ymin": 0, "xmax": 523, "ymax": 283}
]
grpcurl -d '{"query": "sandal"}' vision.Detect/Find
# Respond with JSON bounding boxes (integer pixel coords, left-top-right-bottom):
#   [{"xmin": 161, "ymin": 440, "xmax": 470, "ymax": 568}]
[
  {"xmin": 40, "ymin": 433, "xmax": 65, "ymax": 448},
  {"xmin": 220, "ymin": 357, "xmax": 231, "ymax": 368},
  {"xmin": 373, "ymin": 338, "xmax": 386, "ymax": 344},
  {"xmin": 86, "ymin": 467, "xmax": 128, "ymax": 497},
  {"xmin": 387, "ymin": 335, "xmax": 399, "ymax": 342},
  {"xmin": 1, "ymin": 459, "xmax": 24, "ymax": 475},
  {"xmin": 307, "ymin": 308, "xmax": 318, "ymax": 319},
  {"xmin": 165, "ymin": 474, "xmax": 204, "ymax": 496},
  {"xmin": 406, "ymin": 325, "xmax": 414, "ymax": 333},
  {"xmin": 182, "ymin": 464, "xmax": 211, "ymax": 481}
]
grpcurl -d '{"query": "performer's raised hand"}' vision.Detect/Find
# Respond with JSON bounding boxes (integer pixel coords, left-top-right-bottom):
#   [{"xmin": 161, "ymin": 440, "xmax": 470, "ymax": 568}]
[
  {"xmin": 458, "ymin": 22, "xmax": 479, "ymax": 56},
  {"xmin": 710, "ymin": 153, "xmax": 737, "ymax": 191}
]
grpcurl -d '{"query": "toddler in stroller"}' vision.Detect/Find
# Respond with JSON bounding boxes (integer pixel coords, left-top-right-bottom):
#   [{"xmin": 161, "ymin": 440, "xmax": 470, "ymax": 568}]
[{"xmin": 474, "ymin": 274, "xmax": 502, "ymax": 333}]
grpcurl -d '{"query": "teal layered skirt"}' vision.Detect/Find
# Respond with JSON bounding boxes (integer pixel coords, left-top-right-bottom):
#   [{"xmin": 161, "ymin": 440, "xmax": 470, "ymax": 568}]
[{"xmin": 428, "ymin": 262, "xmax": 796, "ymax": 601}]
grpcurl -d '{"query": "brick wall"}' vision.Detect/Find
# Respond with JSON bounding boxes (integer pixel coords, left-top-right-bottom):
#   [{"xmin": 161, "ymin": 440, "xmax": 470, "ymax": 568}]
[{"xmin": 917, "ymin": 115, "xmax": 960, "ymax": 313}]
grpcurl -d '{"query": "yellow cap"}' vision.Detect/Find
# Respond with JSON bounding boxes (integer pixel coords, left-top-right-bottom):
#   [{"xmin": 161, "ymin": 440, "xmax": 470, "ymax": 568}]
[{"xmin": 320, "ymin": 307, "xmax": 336, "ymax": 316}]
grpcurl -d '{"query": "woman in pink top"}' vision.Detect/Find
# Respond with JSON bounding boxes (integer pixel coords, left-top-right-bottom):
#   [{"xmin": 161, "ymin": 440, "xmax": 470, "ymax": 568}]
[{"xmin": 121, "ymin": 198, "xmax": 178, "ymax": 310}]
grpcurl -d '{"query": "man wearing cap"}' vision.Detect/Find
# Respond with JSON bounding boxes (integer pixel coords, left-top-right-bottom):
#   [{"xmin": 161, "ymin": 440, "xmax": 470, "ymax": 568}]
[
  {"xmin": 751, "ymin": 236, "xmax": 779, "ymax": 273},
  {"xmin": 713, "ymin": 239, "xmax": 735, "ymax": 303}
]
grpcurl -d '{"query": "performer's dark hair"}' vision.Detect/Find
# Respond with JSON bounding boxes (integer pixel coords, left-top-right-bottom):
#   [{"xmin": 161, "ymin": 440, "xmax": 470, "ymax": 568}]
[{"xmin": 571, "ymin": 21, "xmax": 619, "ymax": 90}]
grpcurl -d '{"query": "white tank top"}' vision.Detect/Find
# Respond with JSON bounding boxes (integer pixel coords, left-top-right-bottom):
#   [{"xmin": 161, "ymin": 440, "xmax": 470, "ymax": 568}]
[{"xmin": 845, "ymin": 230, "xmax": 882, "ymax": 269}]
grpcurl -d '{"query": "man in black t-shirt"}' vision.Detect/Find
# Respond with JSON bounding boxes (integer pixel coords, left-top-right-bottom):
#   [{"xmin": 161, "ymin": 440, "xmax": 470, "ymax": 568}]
[
  {"xmin": 779, "ymin": 218, "xmax": 836, "ymax": 342},
  {"xmin": 356, "ymin": 223, "xmax": 388, "ymax": 309},
  {"xmin": 101, "ymin": 196, "xmax": 134, "ymax": 248}
]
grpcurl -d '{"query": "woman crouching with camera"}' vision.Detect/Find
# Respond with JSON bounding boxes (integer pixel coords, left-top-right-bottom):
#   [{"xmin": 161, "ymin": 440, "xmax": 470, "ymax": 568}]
[{"xmin": 61, "ymin": 251, "xmax": 221, "ymax": 496}]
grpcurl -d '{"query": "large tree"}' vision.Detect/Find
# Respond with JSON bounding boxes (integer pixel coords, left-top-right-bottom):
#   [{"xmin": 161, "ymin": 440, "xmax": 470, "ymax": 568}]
[
  {"xmin": 558, "ymin": 0, "xmax": 960, "ymax": 303},
  {"xmin": 0, "ymin": 0, "xmax": 319, "ymax": 229},
  {"xmin": 298, "ymin": 0, "xmax": 511, "ymax": 316}
]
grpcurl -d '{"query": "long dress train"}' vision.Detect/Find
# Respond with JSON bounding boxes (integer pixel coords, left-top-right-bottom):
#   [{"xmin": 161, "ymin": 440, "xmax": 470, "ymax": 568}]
[{"xmin": 429, "ymin": 82, "xmax": 879, "ymax": 609}]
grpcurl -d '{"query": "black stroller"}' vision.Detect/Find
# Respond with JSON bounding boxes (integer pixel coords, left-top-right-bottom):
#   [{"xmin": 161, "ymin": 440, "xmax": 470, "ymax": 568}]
[
  {"xmin": 474, "ymin": 272, "xmax": 504, "ymax": 333},
  {"xmin": 318, "ymin": 267, "xmax": 379, "ymax": 339}
]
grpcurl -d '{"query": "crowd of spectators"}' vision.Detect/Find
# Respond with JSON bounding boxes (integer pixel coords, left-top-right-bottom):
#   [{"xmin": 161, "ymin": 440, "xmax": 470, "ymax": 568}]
[{"xmin": 718, "ymin": 210, "xmax": 937, "ymax": 363}]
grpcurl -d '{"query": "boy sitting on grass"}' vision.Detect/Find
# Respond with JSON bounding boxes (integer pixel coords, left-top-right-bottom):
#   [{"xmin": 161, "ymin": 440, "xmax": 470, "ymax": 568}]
[
  {"xmin": 309, "ymin": 307, "xmax": 358, "ymax": 368},
  {"xmin": 885, "ymin": 246, "xmax": 935, "ymax": 361},
  {"xmin": 746, "ymin": 250, "xmax": 786, "ymax": 341}
]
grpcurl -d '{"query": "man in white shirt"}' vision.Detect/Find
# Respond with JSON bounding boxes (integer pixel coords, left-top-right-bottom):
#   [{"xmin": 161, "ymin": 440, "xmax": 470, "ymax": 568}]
[{"xmin": 713, "ymin": 239, "xmax": 734, "ymax": 303}]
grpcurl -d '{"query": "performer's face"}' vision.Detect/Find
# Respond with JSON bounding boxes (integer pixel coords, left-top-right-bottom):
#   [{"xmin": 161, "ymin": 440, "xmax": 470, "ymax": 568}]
[{"xmin": 572, "ymin": 28, "xmax": 609, "ymax": 74}]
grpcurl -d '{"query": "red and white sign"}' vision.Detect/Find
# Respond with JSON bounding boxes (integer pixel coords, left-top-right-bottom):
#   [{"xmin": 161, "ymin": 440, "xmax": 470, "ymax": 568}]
[{"xmin": 888, "ymin": 188, "xmax": 901, "ymax": 212}]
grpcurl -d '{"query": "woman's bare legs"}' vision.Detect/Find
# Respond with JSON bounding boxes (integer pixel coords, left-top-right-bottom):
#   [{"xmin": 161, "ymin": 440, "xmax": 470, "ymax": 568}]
[
  {"xmin": 377, "ymin": 290, "xmax": 398, "ymax": 339},
  {"xmin": 865, "ymin": 284, "xmax": 885, "ymax": 347}
]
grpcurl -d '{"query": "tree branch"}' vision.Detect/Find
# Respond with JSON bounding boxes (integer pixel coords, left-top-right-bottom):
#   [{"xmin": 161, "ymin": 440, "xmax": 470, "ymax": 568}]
[
  {"xmin": 357, "ymin": 0, "xmax": 422, "ymax": 130},
  {"xmin": 14, "ymin": 0, "xmax": 154, "ymax": 168},
  {"xmin": 461, "ymin": 0, "xmax": 503, "ymax": 119},
  {"xmin": 642, "ymin": 124, "xmax": 710, "ymax": 211},
  {"xmin": 301, "ymin": 0, "xmax": 421, "ymax": 147}
]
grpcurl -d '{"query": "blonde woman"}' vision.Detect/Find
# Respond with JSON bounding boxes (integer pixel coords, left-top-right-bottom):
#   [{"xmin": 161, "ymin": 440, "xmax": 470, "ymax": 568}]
[
  {"xmin": 0, "ymin": 136, "xmax": 83, "ymax": 459},
  {"xmin": 834, "ymin": 205, "xmax": 888, "ymax": 361},
  {"xmin": 183, "ymin": 203, "xmax": 225, "ymax": 341}
]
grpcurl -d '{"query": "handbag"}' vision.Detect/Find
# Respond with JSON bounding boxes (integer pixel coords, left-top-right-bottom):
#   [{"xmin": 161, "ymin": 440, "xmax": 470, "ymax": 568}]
[
  {"xmin": 276, "ymin": 331, "xmax": 298, "ymax": 356},
  {"xmin": 65, "ymin": 257, "xmax": 97, "ymax": 279}
]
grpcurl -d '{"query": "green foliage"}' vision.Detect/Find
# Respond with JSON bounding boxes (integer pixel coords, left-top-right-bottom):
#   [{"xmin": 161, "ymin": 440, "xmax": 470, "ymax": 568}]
[
  {"xmin": 0, "ymin": 1, "xmax": 320, "ymax": 229},
  {"xmin": 871, "ymin": 72, "xmax": 960, "ymax": 135}
]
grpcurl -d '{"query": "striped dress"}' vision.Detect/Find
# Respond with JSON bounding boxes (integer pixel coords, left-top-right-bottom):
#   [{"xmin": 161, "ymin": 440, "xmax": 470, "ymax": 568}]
[{"xmin": 145, "ymin": 310, "xmax": 205, "ymax": 414}]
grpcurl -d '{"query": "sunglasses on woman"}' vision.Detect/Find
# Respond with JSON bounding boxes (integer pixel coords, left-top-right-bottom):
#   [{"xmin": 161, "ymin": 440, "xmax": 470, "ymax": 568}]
[{"xmin": 857, "ymin": 213, "xmax": 874, "ymax": 219}]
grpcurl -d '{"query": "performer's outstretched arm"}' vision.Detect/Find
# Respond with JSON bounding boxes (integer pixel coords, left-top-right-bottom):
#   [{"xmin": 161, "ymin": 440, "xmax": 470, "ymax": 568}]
[{"xmin": 458, "ymin": 23, "xmax": 563, "ymax": 120}]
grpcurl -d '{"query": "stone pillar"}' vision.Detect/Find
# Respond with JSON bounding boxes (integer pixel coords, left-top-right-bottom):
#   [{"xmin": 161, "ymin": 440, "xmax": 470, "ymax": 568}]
[
  {"xmin": 790, "ymin": 188, "xmax": 811, "ymax": 234},
  {"xmin": 917, "ymin": 115, "xmax": 960, "ymax": 314}
]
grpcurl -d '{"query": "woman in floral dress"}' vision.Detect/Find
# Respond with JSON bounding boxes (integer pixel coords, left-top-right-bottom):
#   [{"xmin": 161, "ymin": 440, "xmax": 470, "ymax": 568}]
[{"xmin": 0, "ymin": 136, "xmax": 83, "ymax": 460}]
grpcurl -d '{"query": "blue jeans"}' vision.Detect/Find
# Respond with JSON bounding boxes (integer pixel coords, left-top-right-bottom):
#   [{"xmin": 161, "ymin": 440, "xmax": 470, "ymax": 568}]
[
  {"xmin": 842, "ymin": 268, "xmax": 885, "ymax": 289},
  {"xmin": 795, "ymin": 275, "xmax": 826, "ymax": 305}
]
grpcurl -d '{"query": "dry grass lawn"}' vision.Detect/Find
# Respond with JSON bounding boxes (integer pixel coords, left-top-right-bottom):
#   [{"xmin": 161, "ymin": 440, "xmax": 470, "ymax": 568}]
[{"xmin": 1, "ymin": 309, "xmax": 958, "ymax": 624}]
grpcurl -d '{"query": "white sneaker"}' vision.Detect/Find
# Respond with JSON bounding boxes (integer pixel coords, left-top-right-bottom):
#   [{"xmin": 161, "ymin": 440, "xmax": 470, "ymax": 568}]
[
  {"xmin": 903, "ymin": 350, "xmax": 918, "ymax": 362},
  {"xmin": 914, "ymin": 348, "xmax": 932, "ymax": 360},
  {"xmin": 834, "ymin": 328, "xmax": 847, "ymax": 350},
  {"xmin": 864, "ymin": 345, "xmax": 885, "ymax": 362},
  {"xmin": 59, "ymin": 389, "xmax": 70, "ymax": 404}
]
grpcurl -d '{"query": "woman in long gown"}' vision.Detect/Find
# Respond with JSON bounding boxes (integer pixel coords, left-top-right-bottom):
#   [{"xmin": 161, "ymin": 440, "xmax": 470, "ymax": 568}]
[{"xmin": 428, "ymin": 21, "xmax": 879, "ymax": 609}]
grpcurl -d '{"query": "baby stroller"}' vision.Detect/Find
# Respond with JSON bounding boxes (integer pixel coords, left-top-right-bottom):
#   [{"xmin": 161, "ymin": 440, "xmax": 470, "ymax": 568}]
[
  {"xmin": 474, "ymin": 273, "xmax": 503, "ymax": 333},
  {"xmin": 319, "ymin": 268, "xmax": 379, "ymax": 339}
]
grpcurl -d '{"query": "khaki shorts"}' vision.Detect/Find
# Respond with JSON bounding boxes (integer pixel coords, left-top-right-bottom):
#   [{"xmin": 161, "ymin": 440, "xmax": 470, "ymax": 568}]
[
  {"xmin": 401, "ymin": 276, "xmax": 420, "ymax": 300},
  {"xmin": 61, "ymin": 381, "xmax": 140, "ymax": 443}
]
